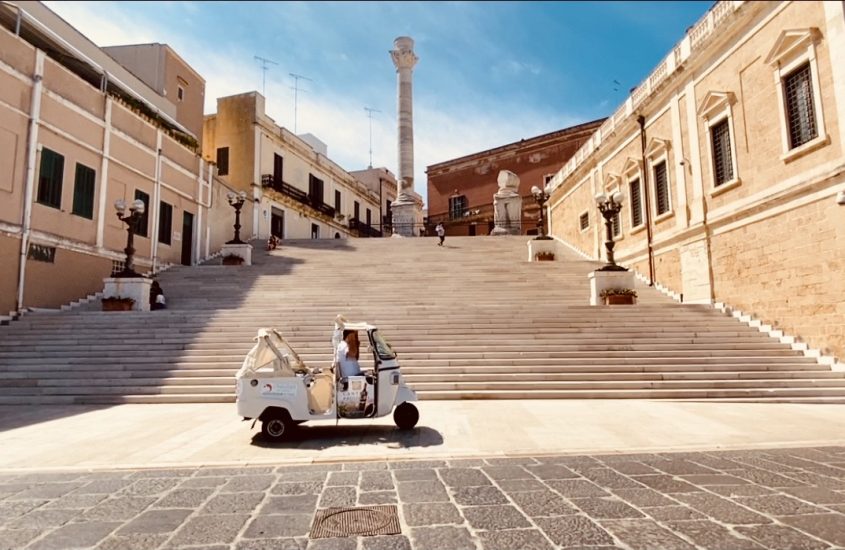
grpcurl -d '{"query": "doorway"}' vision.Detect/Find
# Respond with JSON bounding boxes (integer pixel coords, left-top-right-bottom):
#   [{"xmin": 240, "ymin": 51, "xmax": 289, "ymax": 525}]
[
  {"xmin": 181, "ymin": 211, "xmax": 194, "ymax": 265},
  {"xmin": 271, "ymin": 208, "xmax": 285, "ymax": 239},
  {"xmin": 311, "ymin": 223, "xmax": 320, "ymax": 239}
]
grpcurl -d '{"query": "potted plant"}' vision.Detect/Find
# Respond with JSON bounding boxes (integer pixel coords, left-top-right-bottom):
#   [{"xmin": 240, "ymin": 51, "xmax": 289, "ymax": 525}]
[
  {"xmin": 600, "ymin": 287, "xmax": 638, "ymax": 305},
  {"xmin": 535, "ymin": 251, "xmax": 555, "ymax": 261},
  {"xmin": 101, "ymin": 296, "xmax": 135, "ymax": 311},
  {"xmin": 222, "ymin": 254, "xmax": 245, "ymax": 266}
]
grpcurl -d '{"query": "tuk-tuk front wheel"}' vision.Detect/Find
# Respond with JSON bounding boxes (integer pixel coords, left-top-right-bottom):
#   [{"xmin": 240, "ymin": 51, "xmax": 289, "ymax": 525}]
[
  {"xmin": 261, "ymin": 409, "xmax": 293, "ymax": 441},
  {"xmin": 394, "ymin": 402, "xmax": 419, "ymax": 430}
]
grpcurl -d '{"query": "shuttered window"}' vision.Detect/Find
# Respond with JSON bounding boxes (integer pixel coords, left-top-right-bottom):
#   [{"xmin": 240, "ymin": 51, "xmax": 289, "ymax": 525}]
[
  {"xmin": 653, "ymin": 161, "xmax": 670, "ymax": 216},
  {"xmin": 784, "ymin": 62, "xmax": 817, "ymax": 149},
  {"xmin": 37, "ymin": 148, "xmax": 64, "ymax": 209},
  {"xmin": 629, "ymin": 178, "xmax": 643, "ymax": 227},
  {"xmin": 134, "ymin": 190, "xmax": 150, "ymax": 237},
  {"xmin": 309, "ymin": 174, "xmax": 324, "ymax": 204},
  {"xmin": 72, "ymin": 163, "xmax": 96, "ymax": 219},
  {"xmin": 158, "ymin": 201, "xmax": 173, "ymax": 245},
  {"xmin": 449, "ymin": 195, "xmax": 467, "ymax": 220},
  {"xmin": 711, "ymin": 119, "xmax": 734, "ymax": 186},
  {"xmin": 216, "ymin": 147, "xmax": 229, "ymax": 176},
  {"xmin": 334, "ymin": 190, "xmax": 341, "ymax": 212},
  {"xmin": 579, "ymin": 212, "xmax": 589, "ymax": 231}
]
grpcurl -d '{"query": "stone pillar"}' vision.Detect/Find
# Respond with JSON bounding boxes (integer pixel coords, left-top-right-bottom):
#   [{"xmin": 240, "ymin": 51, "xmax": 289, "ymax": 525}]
[
  {"xmin": 490, "ymin": 170, "xmax": 522, "ymax": 235},
  {"xmin": 390, "ymin": 36, "xmax": 422, "ymax": 237}
]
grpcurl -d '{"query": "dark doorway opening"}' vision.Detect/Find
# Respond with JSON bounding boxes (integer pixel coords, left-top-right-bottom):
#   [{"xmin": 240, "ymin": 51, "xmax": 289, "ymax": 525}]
[{"xmin": 181, "ymin": 211, "xmax": 194, "ymax": 265}]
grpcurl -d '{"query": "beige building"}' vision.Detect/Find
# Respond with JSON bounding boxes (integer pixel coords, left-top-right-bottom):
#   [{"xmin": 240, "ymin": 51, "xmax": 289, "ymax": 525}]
[
  {"xmin": 0, "ymin": 1, "xmax": 235, "ymax": 316},
  {"xmin": 203, "ymin": 92, "xmax": 384, "ymax": 240},
  {"xmin": 349, "ymin": 167, "xmax": 398, "ymax": 234},
  {"xmin": 548, "ymin": 1, "xmax": 845, "ymax": 361}
]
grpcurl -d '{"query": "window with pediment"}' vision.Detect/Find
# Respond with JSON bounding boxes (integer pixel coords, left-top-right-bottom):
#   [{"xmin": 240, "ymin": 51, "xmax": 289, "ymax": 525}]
[
  {"xmin": 698, "ymin": 91, "xmax": 740, "ymax": 194},
  {"xmin": 765, "ymin": 28, "xmax": 827, "ymax": 161}
]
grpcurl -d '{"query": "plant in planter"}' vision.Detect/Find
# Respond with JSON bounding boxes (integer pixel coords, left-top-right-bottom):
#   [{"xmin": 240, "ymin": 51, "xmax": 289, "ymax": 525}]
[
  {"xmin": 222, "ymin": 254, "xmax": 245, "ymax": 266},
  {"xmin": 101, "ymin": 296, "xmax": 135, "ymax": 311},
  {"xmin": 535, "ymin": 251, "xmax": 555, "ymax": 261},
  {"xmin": 600, "ymin": 287, "xmax": 638, "ymax": 305}
]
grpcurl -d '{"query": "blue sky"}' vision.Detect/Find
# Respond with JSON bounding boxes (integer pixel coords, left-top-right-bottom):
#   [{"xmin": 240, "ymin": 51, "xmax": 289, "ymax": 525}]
[{"xmin": 46, "ymin": 1, "xmax": 712, "ymax": 202}]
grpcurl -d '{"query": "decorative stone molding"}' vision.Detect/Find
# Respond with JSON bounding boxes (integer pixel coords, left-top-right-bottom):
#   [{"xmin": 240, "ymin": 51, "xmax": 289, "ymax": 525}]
[
  {"xmin": 697, "ymin": 91, "xmax": 736, "ymax": 120},
  {"xmin": 765, "ymin": 28, "xmax": 821, "ymax": 66}
]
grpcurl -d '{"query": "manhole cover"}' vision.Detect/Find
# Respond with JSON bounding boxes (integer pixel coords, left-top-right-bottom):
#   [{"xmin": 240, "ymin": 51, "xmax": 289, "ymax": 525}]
[{"xmin": 310, "ymin": 505, "xmax": 401, "ymax": 539}]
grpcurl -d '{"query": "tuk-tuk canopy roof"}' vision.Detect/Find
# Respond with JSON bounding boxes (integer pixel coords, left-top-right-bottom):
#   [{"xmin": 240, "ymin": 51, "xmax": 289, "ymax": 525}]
[{"xmin": 334, "ymin": 315, "xmax": 376, "ymax": 332}]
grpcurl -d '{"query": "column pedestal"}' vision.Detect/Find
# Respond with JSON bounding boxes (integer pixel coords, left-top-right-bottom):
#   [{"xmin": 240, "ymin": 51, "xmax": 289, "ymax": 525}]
[{"xmin": 391, "ymin": 201, "xmax": 420, "ymax": 237}]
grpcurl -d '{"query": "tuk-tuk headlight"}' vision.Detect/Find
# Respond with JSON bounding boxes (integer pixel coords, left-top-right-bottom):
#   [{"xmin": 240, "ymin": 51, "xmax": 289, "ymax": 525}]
[{"xmin": 250, "ymin": 379, "xmax": 258, "ymax": 387}]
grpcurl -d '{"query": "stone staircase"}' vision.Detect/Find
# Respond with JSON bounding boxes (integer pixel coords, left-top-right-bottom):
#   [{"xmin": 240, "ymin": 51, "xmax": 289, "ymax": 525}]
[{"xmin": 1, "ymin": 236, "xmax": 843, "ymax": 404}]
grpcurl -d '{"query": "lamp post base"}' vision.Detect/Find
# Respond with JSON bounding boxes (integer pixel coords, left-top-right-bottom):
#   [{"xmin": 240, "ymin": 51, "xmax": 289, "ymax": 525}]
[
  {"xmin": 588, "ymin": 269, "xmax": 636, "ymax": 306},
  {"xmin": 221, "ymin": 243, "xmax": 252, "ymax": 266},
  {"xmin": 597, "ymin": 264, "xmax": 628, "ymax": 272},
  {"xmin": 102, "ymin": 277, "xmax": 152, "ymax": 311}
]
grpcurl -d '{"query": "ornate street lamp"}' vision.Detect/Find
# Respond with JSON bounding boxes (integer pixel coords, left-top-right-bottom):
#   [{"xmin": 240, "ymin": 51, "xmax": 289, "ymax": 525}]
[
  {"xmin": 114, "ymin": 198, "xmax": 145, "ymax": 278},
  {"xmin": 530, "ymin": 184, "xmax": 553, "ymax": 240},
  {"xmin": 226, "ymin": 191, "xmax": 247, "ymax": 244},
  {"xmin": 595, "ymin": 191, "xmax": 627, "ymax": 271}
]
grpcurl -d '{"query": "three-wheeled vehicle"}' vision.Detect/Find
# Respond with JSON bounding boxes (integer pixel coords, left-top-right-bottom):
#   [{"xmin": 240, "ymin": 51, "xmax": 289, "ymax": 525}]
[{"xmin": 235, "ymin": 316, "xmax": 419, "ymax": 441}]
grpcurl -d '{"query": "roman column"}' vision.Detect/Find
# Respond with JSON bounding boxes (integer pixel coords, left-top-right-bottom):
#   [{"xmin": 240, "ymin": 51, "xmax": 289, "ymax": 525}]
[{"xmin": 390, "ymin": 36, "xmax": 422, "ymax": 237}]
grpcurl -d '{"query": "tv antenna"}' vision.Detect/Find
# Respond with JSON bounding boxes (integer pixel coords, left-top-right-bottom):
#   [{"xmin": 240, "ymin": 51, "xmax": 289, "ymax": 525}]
[
  {"xmin": 254, "ymin": 55, "xmax": 278, "ymax": 96},
  {"xmin": 289, "ymin": 72, "xmax": 312, "ymax": 133},
  {"xmin": 364, "ymin": 107, "xmax": 381, "ymax": 168}
]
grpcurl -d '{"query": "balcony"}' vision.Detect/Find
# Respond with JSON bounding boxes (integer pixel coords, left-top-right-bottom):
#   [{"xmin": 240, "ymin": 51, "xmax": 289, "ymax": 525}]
[
  {"xmin": 349, "ymin": 218, "xmax": 382, "ymax": 238},
  {"xmin": 261, "ymin": 175, "xmax": 335, "ymax": 219}
]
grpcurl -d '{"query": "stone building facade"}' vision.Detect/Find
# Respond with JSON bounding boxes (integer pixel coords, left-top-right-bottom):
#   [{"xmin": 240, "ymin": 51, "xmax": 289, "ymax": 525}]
[
  {"xmin": 0, "ymin": 1, "xmax": 237, "ymax": 316},
  {"xmin": 548, "ymin": 1, "xmax": 845, "ymax": 361},
  {"xmin": 426, "ymin": 120, "xmax": 603, "ymax": 236},
  {"xmin": 203, "ymin": 93, "xmax": 383, "ymax": 241}
]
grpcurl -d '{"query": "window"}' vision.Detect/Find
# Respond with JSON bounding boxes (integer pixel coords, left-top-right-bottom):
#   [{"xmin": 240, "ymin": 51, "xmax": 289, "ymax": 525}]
[
  {"xmin": 158, "ymin": 201, "xmax": 173, "ymax": 245},
  {"xmin": 72, "ymin": 163, "xmax": 96, "ymax": 219},
  {"xmin": 366, "ymin": 208, "xmax": 372, "ymax": 227},
  {"xmin": 354, "ymin": 201, "xmax": 360, "ymax": 221},
  {"xmin": 309, "ymin": 174, "xmax": 324, "ymax": 204},
  {"xmin": 611, "ymin": 210, "xmax": 621, "ymax": 238},
  {"xmin": 711, "ymin": 119, "xmax": 734, "ymax": 187},
  {"xmin": 784, "ymin": 63, "xmax": 817, "ymax": 150},
  {"xmin": 579, "ymin": 212, "xmax": 589, "ymax": 231},
  {"xmin": 27, "ymin": 244, "xmax": 56, "ymax": 263},
  {"xmin": 134, "ymin": 190, "xmax": 150, "ymax": 237},
  {"xmin": 37, "ymin": 148, "xmax": 64, "ymax": 209},
  {"xmin": 177, "ymin": 85, "xmax": 184, "ymax": 102},
  {"xmin": 766, "ymin": 28, "xmax": 827, "ymax": 159},
  {"xmin": 543, "ymin": 174, "xmax": 554, "ymax": 185},
  {"xmin": 216, "ymin": 147, "xmax": 229, "ymax": 176},
  {"xmin": 653, "ymin": 161, "xmax": 670, "ymax": 216},
  {"xmin": 629, "ymin": 178, "xmax": 643, "ymax": 228},
  {"xmin": 449, "ymin": 195, "xmax": 468, "ymax": 220},
  {"xmin": 273, "ymin": 154, "xmax": 284, "ymax": 183},
  {"xmin": 334, "ymin": 190, "xmax": 341, "ymax": 213}
]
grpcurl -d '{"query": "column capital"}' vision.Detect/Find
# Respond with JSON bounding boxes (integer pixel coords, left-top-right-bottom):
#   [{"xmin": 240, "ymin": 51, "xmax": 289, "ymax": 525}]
[{"xmin": 391, "ymin": 36, "xmax": 418, "ymax": 71}]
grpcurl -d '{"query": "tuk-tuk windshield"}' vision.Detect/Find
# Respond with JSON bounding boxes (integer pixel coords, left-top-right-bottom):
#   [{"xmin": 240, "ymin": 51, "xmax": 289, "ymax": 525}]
[{"xmin": 370, "ymin": 330, "xmax": 396, "ymax": 360}]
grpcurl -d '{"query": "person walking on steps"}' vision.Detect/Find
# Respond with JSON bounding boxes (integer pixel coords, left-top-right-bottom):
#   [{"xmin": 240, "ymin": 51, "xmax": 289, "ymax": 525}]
[{"xmin": 436, "ymin": 223, "xmax": 445, "ymax": 246}]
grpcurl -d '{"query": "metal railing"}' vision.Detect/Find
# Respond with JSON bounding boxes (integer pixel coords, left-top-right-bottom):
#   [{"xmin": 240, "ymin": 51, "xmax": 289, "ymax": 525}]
[
  {"xmin": 261, "ymin": 174, "xmax": 335, "ymax": 218},
  {"xmin": 348, "ymin": 218, "xmax": 382, "ymax": 238}
]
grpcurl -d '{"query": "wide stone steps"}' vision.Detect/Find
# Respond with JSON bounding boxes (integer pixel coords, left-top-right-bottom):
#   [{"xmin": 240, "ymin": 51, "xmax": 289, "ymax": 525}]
[{"xmin": 0, "ymin": 236, "xmax": 839, "ymax": 403}]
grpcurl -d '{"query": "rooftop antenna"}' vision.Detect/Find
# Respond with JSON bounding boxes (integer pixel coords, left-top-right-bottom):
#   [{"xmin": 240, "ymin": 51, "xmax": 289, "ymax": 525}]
[
  {"xmin": 364, "ymin": 107, "xmax": 381, "ymax": 168},
  {"xmin": 254, "ymin": 55, "xmax": 278, "ymax": 96},
  {"xmin": 289, "ymin": 72, "xmax": 312, "ymax": 133}
]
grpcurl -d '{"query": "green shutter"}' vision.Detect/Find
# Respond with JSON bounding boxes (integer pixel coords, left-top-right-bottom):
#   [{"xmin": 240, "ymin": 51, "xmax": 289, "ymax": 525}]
[
  {"xmin": 37, "ymin": 148, "xmax": 64, "ymax": 209},
  {"xmin": 72, "ymin": 163, "xmax": 96, "ymax": 219}
]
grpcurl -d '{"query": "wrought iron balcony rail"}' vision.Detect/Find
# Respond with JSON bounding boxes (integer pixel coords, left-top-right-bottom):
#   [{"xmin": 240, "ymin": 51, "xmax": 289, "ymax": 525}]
[
  {"xmin": 349, "ymin": 218, "xmax": 382, "ymax": 238},
  {"xmin": 261, "ymin": 174, "xmax": 335, "ymax": 218}
]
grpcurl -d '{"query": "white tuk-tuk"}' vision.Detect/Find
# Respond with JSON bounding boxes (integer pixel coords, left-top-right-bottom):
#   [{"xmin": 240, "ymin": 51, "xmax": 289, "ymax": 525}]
[{"xmin": 235, "ymin": 316, "xmax": 419, "ymax": 441}]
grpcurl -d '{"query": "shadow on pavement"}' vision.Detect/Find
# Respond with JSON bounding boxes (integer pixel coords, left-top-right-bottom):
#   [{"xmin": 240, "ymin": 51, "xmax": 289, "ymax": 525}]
[
  {"xmin": 0, "ymin": 404, "xmax": 114, "ymax": 433},
  {"xmin": 250, "ymin": 424, "xmax": 444, "ymax": 450}
]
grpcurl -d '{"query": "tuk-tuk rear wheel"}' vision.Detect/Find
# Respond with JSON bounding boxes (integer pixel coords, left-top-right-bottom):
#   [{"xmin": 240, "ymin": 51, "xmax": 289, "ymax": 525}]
[
  {"xmin": 394, "ymin": 402, "xmax": 419, "ymax": 430},
  {"xmin": 261, "ymin": 411, "xmax": 293, "ymax": 441}
]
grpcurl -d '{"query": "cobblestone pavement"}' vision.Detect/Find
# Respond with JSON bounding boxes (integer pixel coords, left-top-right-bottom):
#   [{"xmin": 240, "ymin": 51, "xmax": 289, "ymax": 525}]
[{"xmin": 1, "ymin": 446, "xmax": 845, "ymax": 550}]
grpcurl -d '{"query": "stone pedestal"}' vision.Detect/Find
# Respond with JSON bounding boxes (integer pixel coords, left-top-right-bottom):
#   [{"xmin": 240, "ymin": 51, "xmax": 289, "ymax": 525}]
[
  {"xmin": 589, "ymin": 269, "xmax": 636, "ymax": 306},
  {"xmin": 528, "ymin": 239, "xmax": 557, "ymax": 262},
  {"xmin": 221, "ymin": 243, "xmax": 252, "ymax": 266},
  {"xmin": 391, "ymin": 201, "xmax": 419, "ymax": 237},
  {"xmin": 490, "ymin": 170, "xmax": 522, "ymax": 235},
  {"xmin": 102, "ymin": 277, "xmax": 152, "ymax": 312}
]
